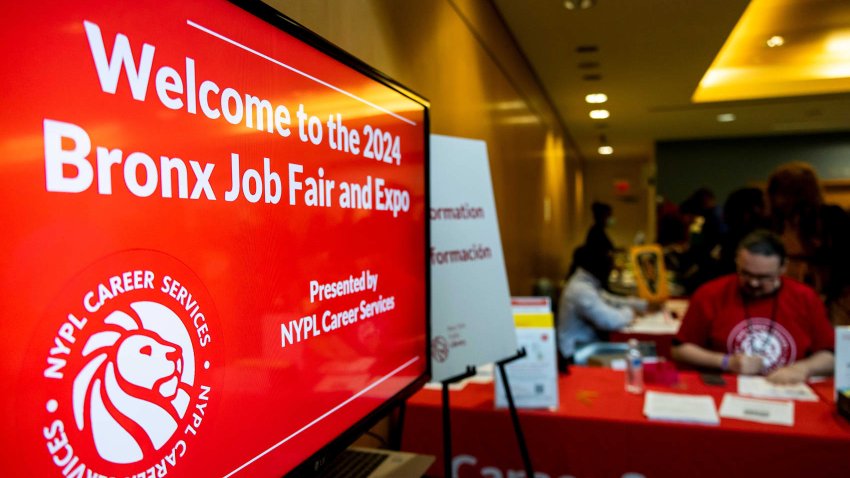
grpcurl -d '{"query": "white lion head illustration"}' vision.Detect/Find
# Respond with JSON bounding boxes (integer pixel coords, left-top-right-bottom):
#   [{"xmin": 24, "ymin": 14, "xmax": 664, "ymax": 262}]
[
  {"xmin": 72, "ymin": 301, "xmax": 194, "ymax": 464},
  {"xmin": 116, "ymin": 334, "xmax": 183, "ymax": 398}
]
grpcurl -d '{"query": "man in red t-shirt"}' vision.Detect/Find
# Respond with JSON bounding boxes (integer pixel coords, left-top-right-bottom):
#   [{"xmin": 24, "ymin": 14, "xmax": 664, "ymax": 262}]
[{"xmin": 672, "ymin": 230, "xmax": 835, "ymax": 384}]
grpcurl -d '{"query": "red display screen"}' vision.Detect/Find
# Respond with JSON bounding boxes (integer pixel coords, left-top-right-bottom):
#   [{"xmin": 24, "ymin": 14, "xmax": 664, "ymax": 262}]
[{"xmin": 0, "ymin": 1, "xmax": 429, "ymax": 476}]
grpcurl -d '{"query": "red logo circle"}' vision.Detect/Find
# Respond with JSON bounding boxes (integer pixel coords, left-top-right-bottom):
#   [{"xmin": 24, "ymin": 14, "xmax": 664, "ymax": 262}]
[
  {"xmin": 31, "ymin": 250, "xmax": 222, "ymax": 476},
  {"xmin": 432, "ymin": 336, "xmax": 449, "ymax": 363},
  {"xmin": 727, "ymin": 317, "xmax": 796, "ymax": 372}
]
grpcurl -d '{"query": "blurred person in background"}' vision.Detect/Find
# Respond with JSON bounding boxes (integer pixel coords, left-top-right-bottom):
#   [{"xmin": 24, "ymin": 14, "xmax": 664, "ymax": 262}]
[
  {"xmin": 585, "ymin": 201, "xmax": 615, "ymax": 254},
  {"xmin": 678, "ymin": 187, "xmax": 723, "ymax": 293},
  {"xmin": 672, "ymin": 230, "xmax": 835, "ymax": 384},
  {"xmin": 768, "ymin": 161, "xmax": 850, "ymax": 326},
  {"xmin": 557, "ymin": 244, "xmax": 647, "ymax": 363},
  {"xmin": 656, "ymin": 199, "xmax": 689, "ymax": 283},
  {"xmin": 717, "ymin": 187, "xmax": 768, "ymax": 275}
]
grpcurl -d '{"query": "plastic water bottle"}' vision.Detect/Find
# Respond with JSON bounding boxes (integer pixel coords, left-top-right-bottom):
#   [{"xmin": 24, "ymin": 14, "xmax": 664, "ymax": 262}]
[{"xmin": 625, "ymin": 339, "xmax": 644, "ymax": 394}]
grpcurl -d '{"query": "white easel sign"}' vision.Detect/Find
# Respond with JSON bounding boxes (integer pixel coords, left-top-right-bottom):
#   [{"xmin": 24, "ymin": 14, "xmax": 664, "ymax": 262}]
[{"xmin": 429, "ymin": 135, "xmax": 518, "ymax": 382}]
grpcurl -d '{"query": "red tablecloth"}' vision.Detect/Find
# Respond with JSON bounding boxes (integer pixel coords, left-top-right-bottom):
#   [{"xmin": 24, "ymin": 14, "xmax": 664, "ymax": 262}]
[{"xmin": 402, "ymin": 367, "xmax": 850, "ymax": 478}]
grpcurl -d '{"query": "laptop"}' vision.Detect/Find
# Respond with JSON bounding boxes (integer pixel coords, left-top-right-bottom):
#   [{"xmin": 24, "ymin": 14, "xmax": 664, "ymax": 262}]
[{"xmin": 316, "ymin": 446, "xmax": 435, "ymax": 478}]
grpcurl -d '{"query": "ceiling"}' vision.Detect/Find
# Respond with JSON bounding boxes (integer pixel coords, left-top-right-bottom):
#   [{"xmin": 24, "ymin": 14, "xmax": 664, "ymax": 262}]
[{"xmin": 492, "ymin": 0, "xmax": 850, "ymax": 162}]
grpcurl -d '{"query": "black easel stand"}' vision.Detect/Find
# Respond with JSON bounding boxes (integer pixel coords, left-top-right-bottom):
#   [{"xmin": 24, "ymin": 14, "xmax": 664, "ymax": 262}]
[
  {"xmin": 441, "ymin": 365, "xmax": 477, "ymax": 478},
  {"xmin": 496, "ymin": 348, "xmax": 534, "ymax": 478}
]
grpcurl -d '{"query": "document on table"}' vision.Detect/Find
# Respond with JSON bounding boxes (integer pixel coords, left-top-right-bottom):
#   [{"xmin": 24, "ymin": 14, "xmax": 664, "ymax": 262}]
[
  {"xmin": 643, "ymin": 391, "xmax": 719, "ymax": 425},
  {"xmin": 737, "ymin": 376, "xmax": 819, "ymax": 402},
  {"xmin": 719, "ymin": 393, "xmax": 794, "ymax": 426},
  {"xmin": 663, "ymin": 299, "xmax": 689, "ymax": 320},
  {"xmin": 424, "ymin": 380, "xmax": 468, "ymax": 391},
  {"xmin": 623, "ymin": 311, "xmax": 681, "ymax": 335}
]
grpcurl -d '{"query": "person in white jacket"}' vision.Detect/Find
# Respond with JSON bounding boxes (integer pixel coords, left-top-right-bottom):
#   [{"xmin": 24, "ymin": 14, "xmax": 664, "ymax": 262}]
[{"xmin": 557, "ymin": 245, "xmax": 647, "ymax": 361}]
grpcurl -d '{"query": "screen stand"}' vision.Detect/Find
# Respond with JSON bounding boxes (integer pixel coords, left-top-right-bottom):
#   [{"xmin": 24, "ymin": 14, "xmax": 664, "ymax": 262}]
[
  {"xmin": 389, "ymin": 401, "xmax": 406, "ymax": 450},
  {"xmin": 496, "ymin": 348, "xmax": 535, "ymax": 478},
  {"xmin": 440, "ymin": 365, "xmax": 477, "ymax": 478}
]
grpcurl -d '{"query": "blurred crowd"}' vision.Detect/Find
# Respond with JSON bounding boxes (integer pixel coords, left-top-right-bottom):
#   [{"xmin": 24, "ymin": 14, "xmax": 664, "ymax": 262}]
[{"xmin": 656, "ymin": 161, "xmax": 850, "ymax": 326}]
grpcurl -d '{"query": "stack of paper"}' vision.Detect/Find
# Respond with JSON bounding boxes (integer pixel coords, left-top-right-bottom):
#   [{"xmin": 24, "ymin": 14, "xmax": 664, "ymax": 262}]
[
  {"xmin": 719, "ymin": 393, "xmax": 794, "ymax": 426},
  {"xmin": 643, "ymin": 391, "xmax": 719, "ymax": 425},
  {"xmin": 624, "ymin": 312, "xmax": 681, "ymax": 335},
  {"xmin": 737, "ymin": 376, "xmax": 819, "ymax": 402},
  {"xmin": 664, "ymin": 299, "xmax": 689, "ymax": 319}
]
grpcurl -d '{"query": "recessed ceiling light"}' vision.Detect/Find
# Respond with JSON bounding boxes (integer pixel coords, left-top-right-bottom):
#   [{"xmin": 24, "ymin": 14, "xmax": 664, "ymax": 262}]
[
  {"xmin": 598, "ymin": 146, "xmax": 613, "ymax": 155},
  {"xmin": 589, "ymin": 109, "xmax": 610, "ymax": 119},
  {"xmin": 717, "ymin": 113, "xmax": 736, "ymax": 122},
  {"xmin": 501, "ymin": 115, "xmax": 540, "ymax": 125},
  {"xmin": 492, "ymin": 100, "xmax": 526, "ymax": 111},
  {"xmin": 585, "ymin": 93, "xmax": 608, "ymax": 104},
  {"xmin": 576, "ymin": 45, "xmax": 599, "ymax": 53},
  {"xmin": 766, "ymin": 35, "xmax": 785, "ymax": 48},
  {"xmin": 564, "ymin": 0, "xmax": 597, "ymax": 10}
]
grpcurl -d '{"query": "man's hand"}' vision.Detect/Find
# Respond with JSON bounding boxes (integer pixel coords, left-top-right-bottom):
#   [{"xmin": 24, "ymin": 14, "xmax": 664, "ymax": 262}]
[
  {"xmin": 766, "ymin": 363, "xmax": 809, "ymax": 385},
  {"xmin": 729, "ymin": 354, "xmax": 763, "ymax": 375}
]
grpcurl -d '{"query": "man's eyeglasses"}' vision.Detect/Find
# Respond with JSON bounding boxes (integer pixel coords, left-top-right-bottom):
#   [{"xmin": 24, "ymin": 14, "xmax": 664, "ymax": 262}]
[{"xmin": 738, "ymin": 269, "xmax": 780, "ymax": 284}]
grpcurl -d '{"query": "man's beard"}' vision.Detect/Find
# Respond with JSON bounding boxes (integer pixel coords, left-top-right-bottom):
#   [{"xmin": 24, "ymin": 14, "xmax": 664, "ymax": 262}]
[{"xmin": 741, "ymin": 279, "xmax": 781, "ymax": 299}]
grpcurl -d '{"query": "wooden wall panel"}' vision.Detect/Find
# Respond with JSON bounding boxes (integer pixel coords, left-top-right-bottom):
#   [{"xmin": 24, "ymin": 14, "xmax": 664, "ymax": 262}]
[
  {"xmin": 265, "ymin": 0, "xmax": 584, "ymax": 293},
  {"xmin": 582, "ymin": 159, "xmax": 653, "ymax": 249}
]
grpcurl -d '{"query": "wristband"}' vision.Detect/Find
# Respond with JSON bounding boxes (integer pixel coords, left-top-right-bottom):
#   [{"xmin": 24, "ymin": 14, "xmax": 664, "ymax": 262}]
[{"xmin": 721, "ymin": 354, "xmax": 730, "ymax": 371}]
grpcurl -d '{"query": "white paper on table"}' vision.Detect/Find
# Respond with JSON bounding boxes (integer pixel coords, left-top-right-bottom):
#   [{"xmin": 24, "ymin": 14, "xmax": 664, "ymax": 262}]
[
  {"xmin": 469, "ymin": 362, "xmax": 495, "ymax": 383},
  {"xmin": 719, "ymin": 393, "xmax": 795, "ymax": 427},
  {"xmin": 423, "ymin": 363, "xmax": 495, "ymax": 391},
  {"xmin": 623, "ymin": 311, "xmax": 681, "ymax": 335},
  {"xmin": 737, "ymin": 376, "xmax": 819, "ymax": 402},
  {"xmin": 424, "ymin": 380, "xmax": 468, "ymax": 391},
  {"xmin": 643, "ymin": 391, "xmax": 720, "ymax": 425},
  {"xmin": 494, "ymin": 325, "xmax": 559, "ymax": 410},
  {"xmin": 664, "ymin": 299, "xmax": 690, "ymax": 320}
]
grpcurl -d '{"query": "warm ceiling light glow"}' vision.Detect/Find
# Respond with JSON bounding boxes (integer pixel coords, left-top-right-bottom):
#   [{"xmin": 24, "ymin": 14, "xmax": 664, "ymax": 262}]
[
  {"xmin": 717, "ymin": 113, "xmax": 737, "ymax": 122},
  {"xmin": 589, "ymin": 109, "xmax": 610, "ymax": 119},
  {"xmin": 694, "ymin": 0, "xmax": 850, "ymax": 103},
  {"xmin": 818, "ymin": 64, "xmax": 850, "ymax": 78},
  {"xmin": 492, "ymin": 100, "xmax": 526, "ymax": 111},
  {"xmin": 585, "ymin": 93, "xmax": 608, "ymax": 103},
  {"xmin": 698, "ymin": 68, "xmax": 737, "ymax": 88},
  {"xmin": 598, "ymin": 145, "xmax": 613, "ymax": 155},
  {"xmin": 501, "ymin": 115, "xmax": 540, "ymax": 125},
  {"xmin": 826, "ymin": 31, "xmax": 850, "ymax": 57},
  {"xmin": 564, "ymin": 0, "xmax": 596, "ymax": 10},
  {"xmin": 766, "ymin": 35, "xmax": 785, "ymax": 48}
]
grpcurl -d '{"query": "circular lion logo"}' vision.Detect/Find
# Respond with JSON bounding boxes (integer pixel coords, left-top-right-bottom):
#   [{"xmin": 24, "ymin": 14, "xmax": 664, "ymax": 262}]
[
  {"xmin": 727, "ymin": 317, "xmax": 796, "ymax": 372},
  {"xmin": 72, "ymin": 301, "xmax": 195, "ymax": 464},
  {"xmin": 432, "ymin": 336, "xmax": 449, "ymax": 363}
]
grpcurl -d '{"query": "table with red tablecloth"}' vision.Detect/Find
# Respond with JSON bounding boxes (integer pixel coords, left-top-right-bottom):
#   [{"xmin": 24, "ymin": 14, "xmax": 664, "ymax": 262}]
[
  {"xmin": 402, "ymin": 367, "xmax": 850, "ymax": 478},
  {"xmin": 609, "ymin": 330, "xmax": 676, "ymax": 359},
  {"xmin": 609, "ymin": 300, "xmax": 687, "ymax": 360}
]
